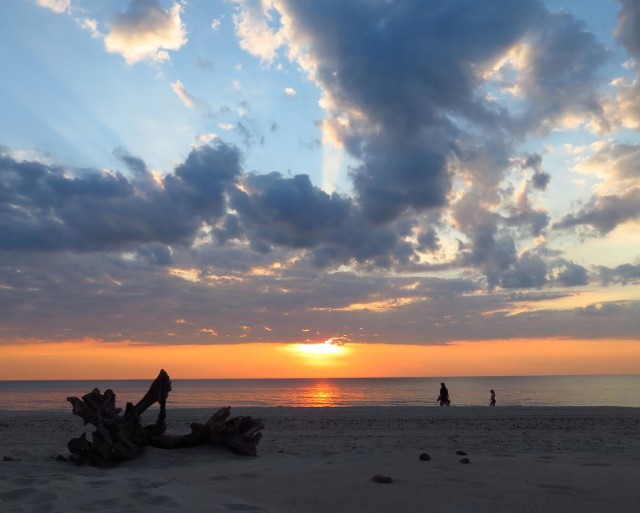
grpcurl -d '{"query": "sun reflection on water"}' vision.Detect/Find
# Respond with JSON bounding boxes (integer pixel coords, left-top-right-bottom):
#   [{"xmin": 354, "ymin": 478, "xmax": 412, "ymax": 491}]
[{"xmin": 298, "ymin": 382, "xmax": 341, "ymax": 407}]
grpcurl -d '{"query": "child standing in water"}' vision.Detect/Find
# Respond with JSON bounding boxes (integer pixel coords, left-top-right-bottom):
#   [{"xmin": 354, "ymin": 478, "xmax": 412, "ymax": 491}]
[{"xmin": 490, "ymin": 389, "xmax": 496, "ymax": 407}]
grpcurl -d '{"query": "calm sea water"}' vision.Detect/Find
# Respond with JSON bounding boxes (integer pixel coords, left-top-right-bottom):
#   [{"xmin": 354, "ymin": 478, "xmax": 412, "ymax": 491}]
[{"xmin": 0, "ymin": 375, "xmax": 639, "ymax": 411}]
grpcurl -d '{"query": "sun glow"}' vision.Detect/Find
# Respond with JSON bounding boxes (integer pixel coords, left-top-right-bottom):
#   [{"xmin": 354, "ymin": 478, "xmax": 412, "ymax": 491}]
[
  {"xmin": 2, "ymin": 337, "xmax": 640, "ymax": 380},
  {"xmin": 295, "ymin": 340, "xmax": 345, "ymax": 355}
]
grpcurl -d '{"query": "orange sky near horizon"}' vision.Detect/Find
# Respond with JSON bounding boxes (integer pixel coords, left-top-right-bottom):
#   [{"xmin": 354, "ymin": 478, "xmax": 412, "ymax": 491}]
[{"xmin": 1, "ymin": 338, "xmax": 639, "ymax": 380}]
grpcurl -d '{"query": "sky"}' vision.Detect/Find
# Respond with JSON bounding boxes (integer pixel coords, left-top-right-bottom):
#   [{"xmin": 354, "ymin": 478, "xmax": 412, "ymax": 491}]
[{"xmin": 1, "ymin": 0, "xmax": 639, "ymax": 380}]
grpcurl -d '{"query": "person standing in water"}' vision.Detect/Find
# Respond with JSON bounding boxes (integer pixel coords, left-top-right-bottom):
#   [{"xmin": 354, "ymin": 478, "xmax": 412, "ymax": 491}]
[
  {"xmin": 490, "ymin": 389, "xmax": 496, "ymax": 407},
  {"xmin": 438, "ymin": 382, "xmax": 450, "ymax": 406}
]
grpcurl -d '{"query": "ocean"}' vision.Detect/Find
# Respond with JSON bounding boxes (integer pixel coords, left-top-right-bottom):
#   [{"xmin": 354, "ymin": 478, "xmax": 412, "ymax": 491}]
[{"xmin": 1, "ymin": 375, "xmax": 639, "ymax": 411}]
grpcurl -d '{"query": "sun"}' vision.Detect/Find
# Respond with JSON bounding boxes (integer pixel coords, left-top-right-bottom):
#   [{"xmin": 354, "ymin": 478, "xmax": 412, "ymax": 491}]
[
  {"xmin": 287, "ymin": 338, "xmax": 350, "ymax": 365},
  {"xmin": 296, "ymin": 341, "xmax": 344, "ymax": 355}
]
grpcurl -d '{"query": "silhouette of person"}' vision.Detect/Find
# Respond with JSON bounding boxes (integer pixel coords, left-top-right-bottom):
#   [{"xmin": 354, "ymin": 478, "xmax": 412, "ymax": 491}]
[
  {"xmin": 490, "ymin": 389, "xmax": 496, "ymax": 407},
  {"xmin": 438, "ymin": 382, "xmax": 450, "ymax": 406}
]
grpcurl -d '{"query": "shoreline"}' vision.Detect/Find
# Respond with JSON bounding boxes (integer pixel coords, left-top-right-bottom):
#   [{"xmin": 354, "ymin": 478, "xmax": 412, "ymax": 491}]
[
  {"xmin": 0, "ymin": 403, "xmax": 640, "ymax": 417},
  {"xmin": 2, "ymin": 407, "xmax": 639, "ymax": 512}
]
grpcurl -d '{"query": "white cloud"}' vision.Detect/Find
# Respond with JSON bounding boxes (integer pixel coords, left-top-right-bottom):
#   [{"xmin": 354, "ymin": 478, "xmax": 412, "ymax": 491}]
[
  {"xmin": 170, "ymin": 80, "xmax": 196, "ymax": 108},
  {"xmin": 104, "ymin": 0, "xmax": 187, "ymax": 64},
  {"xmin": 231, "ymin": 0, "xmax": 285, "ymax": 64},
  {"xmin": 211, "ymin": 18, "xmax": 221, "ymax": 30},
  {"xmin": 197, "ymin": 133, "xmax": 219, "ymax": 144},
  {"xmin": 36, "ymin": 0, "xmax": 70, "ymax": 14},
  {"xmin": 81, "ymin": 18, "xmax": 101, "ymax": 38},
  {"xmin": 219, "ymin": 123, "xmax": 235, "ymax": 131},
  {"xmin": 600, "ymin": 77, "xmax": 640, "ymax": 132},
  {"xmin": 283, "ymin": 87, "xmax": 296, "ymax": 97}
]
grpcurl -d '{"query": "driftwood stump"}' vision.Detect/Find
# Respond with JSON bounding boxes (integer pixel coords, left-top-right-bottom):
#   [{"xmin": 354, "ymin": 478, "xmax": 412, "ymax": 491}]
[{"xmin": 66, "ymin": 369, "xmax": 263, "ymax": 466}]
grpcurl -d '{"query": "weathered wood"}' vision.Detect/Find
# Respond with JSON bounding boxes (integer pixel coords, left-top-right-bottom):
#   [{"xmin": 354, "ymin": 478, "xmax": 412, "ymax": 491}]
[
  {"xmin": 66, "ymin": 369, "xmax": 263, "ymax": 465},
  {"xmin": 148, "ymin": 406, "xmax": 264, "ymax": 456}
]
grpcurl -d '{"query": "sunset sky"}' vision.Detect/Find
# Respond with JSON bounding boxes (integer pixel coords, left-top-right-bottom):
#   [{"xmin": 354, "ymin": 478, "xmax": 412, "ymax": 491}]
[{"xmin": 1, "ymin": 0, "xmax": 639, "ymax": 380}]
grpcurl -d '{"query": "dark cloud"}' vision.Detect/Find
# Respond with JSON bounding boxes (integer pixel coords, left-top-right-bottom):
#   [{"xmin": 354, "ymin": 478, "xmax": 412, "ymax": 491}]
[
  {"xmin": 231, "ymin": 172, "xmax": 352, "ymax": 249},
  {"xmin": 556, "ymin": 262, "xmax": 589, "ymax": 287},
  {"xmin": 575, "ymin": 301, "xmax": 626, "ymax": 317},
  {"xmin": 273, "ymin": 0, "xmax": 607, "ymax": 226},
  {"xmin": 616, "ymin": 0, "xmax": 640, "ymax": 60},
  {"xmin": 417, "ymin": 227, "xmax": 439, "ymax": 253},
  {"xmin": 521, "ymin": 153, "xmax": 543, "ymax": 170},
  {"xmin": 4, "ymin": 243, "xmax": 638, "ymax": 346},
  {"xmin": 266, "ymin": 0, "xmax": 607, "ymax": 289},
  {"xmin": 500, "ymin": 250, "xmax": 548, "ymax": 289},
  {"xmin": 113, "ymin": 147, "xmax": 149, "ymax": 177},
  {"xmin": 454, "ymin": 191, "xmax": 549, "ymax": 289},
  {"xmin": 531, "ymin": 171, "xmax": 551, "ymax": 191},
  {"xmin": 41, "ymin": 157, "xmax": 408, "ymax": 272},
  {"xmin": 136, "ymin": 244, "xmax": 173, "ymax": 266},
  {"xmin": 520, "ymin": 152, "xmax": 551, "ymax": 190},
  {"xmin": 229, "ymin": 172, "xmax": 416, "ymax": 267},
  {"xmin": 504, "ymin": 197, "xmax": 550, "ymax": 238},
  {"xmin": 455, "ymin": 190, "xmax": 551, "ymax": 289},
  {"xmin": 455, "ymin": 193, "xmax": 514, "ymax": 289},
  {"xmin": 0, "ymin": 142, "xmax": 241, "ymax": 251},
  {"xmin": 553, "ymin": 188, "xmax": 640, "ymax": 235},
  {"xmin": 509, "ymin": 291, "xmax": 570, "ymax": 302},
  {"xmin": 213, "ymin": 214, "xmax": 243, "ymax": 244},
  {"xmin": 277, "ymin": 0, "xmax": 549, "ymax": 223},
  {"xmin": 598, "ymin": 263, "xmax": 640, "ymax": 285},
  {"xmin": 2, "ymin": 1, "xmax": 634, "ymax": 351},
  {"xmin": 510, "ymin": 10, "xmax": 608, "ymax": 134}
]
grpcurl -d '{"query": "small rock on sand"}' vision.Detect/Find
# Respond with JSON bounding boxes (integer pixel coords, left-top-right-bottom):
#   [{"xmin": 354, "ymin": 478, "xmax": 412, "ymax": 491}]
[
  {"xmin": 419, "ymin": 452, "xmax": 431, "ymax": 461},
  {"xmin": 459, "ymin": 458, "xmax": 471, "ymax": 464},
  {"xmin": 456, "ymin": 450, "xmax": 467, "ymax": 455},
  {"xmin": 372, "ymin": 474, "xmax": 393, "ymax": 484}
]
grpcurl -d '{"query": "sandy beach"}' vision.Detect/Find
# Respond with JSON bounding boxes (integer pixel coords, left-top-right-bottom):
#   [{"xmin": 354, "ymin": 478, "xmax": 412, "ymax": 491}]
[{"xmin": 1, "ymin": 406, "xmax": 639, "ymax": 512}]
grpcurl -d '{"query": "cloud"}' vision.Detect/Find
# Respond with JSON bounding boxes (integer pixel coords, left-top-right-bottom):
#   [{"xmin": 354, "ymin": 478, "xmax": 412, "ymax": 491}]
[
  {"xmin": 3, "ymin": 246, "xmax": 638, "ymax": 345},
  {"xmin": 616, "ymin": 0, "xmax": 640, "ymax": 61},
  {"xmin": 81, "ymin": 17, "xmax": 101, "ymax": 38},
  {"xmin": 574, "ymin": 142, "xmax": 640, "ymax": 187},
  {"xmin": 232, "ymin": 0, "xmax": 284, "ymax": 64},
  {"xmin": 104, "ymin": 0, "xmax": 187, "ymax": 64},
  {"xmin": 506, "ymin": 10, "xmax": 608, "ymax": 134},
  {"xmin": 5, "ymin": 2, "xmax": 639, "ymax": 349},
  {"xmin": 0, "ymin": 142, "xmax": 420, "ymax": 270},
  {"xmin": 283, "ymin": 87, "xmax": 297, "ymax": 97},
  {"xmin": 0, "ymin": 142, "xmax": 241, "ymax": 252},
  {"xmin": 503, "ymin": 182, "xmax": 550, "ymax": 238},
  {"xmin": 228, "ymin": 0, "xmax": 609, "ymax": 238},
  {"xmin": 598, "ymin": 1, "xmax": 640, "ymax": 131},
  {"xmin": 556, "ymin": 262, "xmax": 589, "ymax": 287},
  {"xmin": 229, "ymin": 172, "xmax": 416, "ymax": 268},
  {"xmin": 603, "ymin": 78, "xmax": 640, "ymax": 131},
  {"xmin": 271, "ymin": 0, "xmax": 540, "ymax": 222},
  {"xmin": 598, "ymin": 263, "xmax": 640, "ymax": 286},
  {"xmin": 499, "ymin": 250, "xmax": 548, "ymax": 289},
  {"xmin": 36, "ymin": 0, "xmax": 70, "ymax": 14},
  {"xmin": 171, "ymin": 80, "xmax": 196, "ymax": 108},
  {"xmin": 520, "ymin": 152, "xmax": 551, "ymax": 190},
  {"xmin": 553, "ymin": 188, "xmax": 640, "ymax": 235}
]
